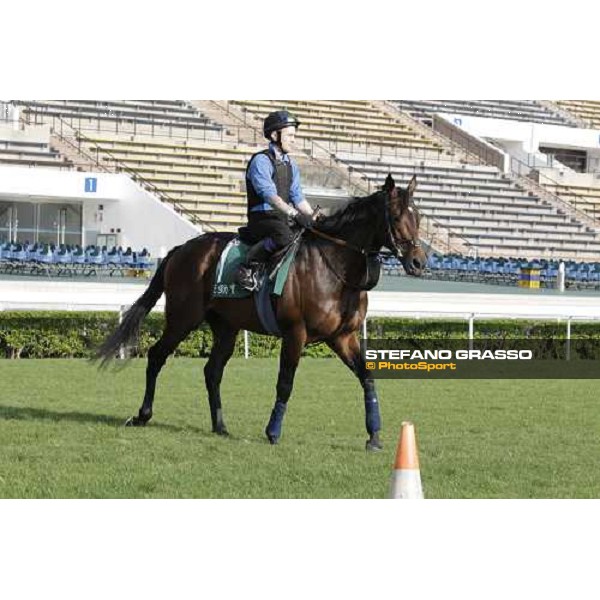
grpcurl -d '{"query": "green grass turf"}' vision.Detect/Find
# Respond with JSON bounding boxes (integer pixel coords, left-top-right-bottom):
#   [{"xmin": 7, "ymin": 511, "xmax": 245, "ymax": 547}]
[{"xmin": 0, "ymin": 358, "xmax": 599, "ymax": 498}]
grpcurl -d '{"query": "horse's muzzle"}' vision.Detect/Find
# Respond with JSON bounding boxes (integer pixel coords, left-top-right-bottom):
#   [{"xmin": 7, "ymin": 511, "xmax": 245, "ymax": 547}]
[{"xmin": 402, "ymin": 251, "xmax": 426, "ymax": 277}]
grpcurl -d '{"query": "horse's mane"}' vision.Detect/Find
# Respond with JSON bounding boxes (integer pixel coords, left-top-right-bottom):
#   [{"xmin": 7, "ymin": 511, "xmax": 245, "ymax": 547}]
[{"xmin": 315, "ymin": 191, "xmax": 383, "ymax": 236}]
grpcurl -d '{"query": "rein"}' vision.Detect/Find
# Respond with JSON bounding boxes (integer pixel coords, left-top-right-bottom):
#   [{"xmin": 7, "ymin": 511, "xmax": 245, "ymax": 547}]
[
  {"xmin": 314, "ymin": 242, "xmax": 379, "ymax": 290},
  {"xmin": 308, "ymin": 228, "xmax": 373, "ymax": 289},
  {"xmin": 310, "ymin": 228, "xmax": 367, "ymax": 255}
]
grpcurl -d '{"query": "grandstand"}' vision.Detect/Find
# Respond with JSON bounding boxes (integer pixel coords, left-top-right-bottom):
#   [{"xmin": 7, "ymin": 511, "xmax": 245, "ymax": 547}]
[
  {"xmin": 540, "ymin": 180, "xmax": 600, "ymax": 221},
  {"xmin": 227, "ymin": 99, "xmax": 447, "ymax": 156},
  {"xmin": 392, "ymin": 100, "xmax": 572, "ymax": 126},
  {"xmin": 2, "ymin": 98, "xmax": 600, "ymax": 280},
  {"xmin": 555, "ymin": 100, "xmax": 600, "ymax": 129},
  {"xmin": 337, "ymin": 152, "xmax": 600, "ymax": 259},
  {"xmin": 1, "ymin": 124, "xmax": 73, "ymax": 170},
  {"xmin": 74, "ymin": 134, "xmax": 254, "ymax": 231},
  {"xmin": 0, "ymin": 137, "xmax": 73, "ymax": 169},
  {"xmin": 17, "ymin": 100, "xmax": 230, "ymax": 143}
]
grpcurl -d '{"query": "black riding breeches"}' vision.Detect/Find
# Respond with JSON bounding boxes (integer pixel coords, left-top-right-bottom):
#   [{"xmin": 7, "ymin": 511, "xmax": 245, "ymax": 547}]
[{"xmin": 247, "ymin": 211, "xmax": 295, "ymax": 251}]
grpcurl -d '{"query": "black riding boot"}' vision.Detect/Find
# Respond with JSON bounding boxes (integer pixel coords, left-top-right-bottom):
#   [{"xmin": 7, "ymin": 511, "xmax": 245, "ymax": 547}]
[{"xmin": 237, "ymin": 241, "xmax": 272, "ymax": 291}]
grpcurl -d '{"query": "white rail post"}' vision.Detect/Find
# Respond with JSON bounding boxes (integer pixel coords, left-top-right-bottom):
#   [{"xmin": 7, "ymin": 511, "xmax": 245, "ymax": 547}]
[
  {"xmin": 566, "ymin": 318, "xmax": 571, "ymax": 361},
  {"xmin": 362, "ymin": 317, "xmax": 368, "ymax": 341},
  {"xmin": 468, "ymin": 313, "xmax": 475, "ymax": 351},
  {"xmin": 244, "ymin": 330, "xmax": 249, "ymax": 359},
  {"xmin": 118, "ymin": 305, "xmax": 126, "ymax": 360},
  {"xmin": 557, "ymin": 261, "xmax": 566, "ymax": 292}
]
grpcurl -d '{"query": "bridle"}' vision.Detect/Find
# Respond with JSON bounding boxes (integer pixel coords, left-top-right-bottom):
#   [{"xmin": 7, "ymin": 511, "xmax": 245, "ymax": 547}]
[
  {"xmin": 311, "ymin": 190, "xmax": 421, "ymax": 259},
  {"xmin": 309, "ymin": 190, "xmax": 421, "ymax": 287},
  {"xmin": 382, "ymin": 190, "xmax": 422, "ymax": 259}
]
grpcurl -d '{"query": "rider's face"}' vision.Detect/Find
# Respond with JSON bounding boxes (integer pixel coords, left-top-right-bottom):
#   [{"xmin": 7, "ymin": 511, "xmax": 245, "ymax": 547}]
[{"xmin": 275, "ymin": 126, "xmax": 296, "ymax": 153}]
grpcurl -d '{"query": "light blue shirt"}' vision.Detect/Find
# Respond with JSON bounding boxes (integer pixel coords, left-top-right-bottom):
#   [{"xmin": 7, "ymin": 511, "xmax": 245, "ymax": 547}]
[{"xmin": 247, "ymin": 142, "xmax": 304, "ymax": 212}]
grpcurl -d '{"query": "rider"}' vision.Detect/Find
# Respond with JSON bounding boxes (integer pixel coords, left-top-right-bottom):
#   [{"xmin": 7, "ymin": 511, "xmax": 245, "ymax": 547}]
[{"xmin": 237, "ymin": 110, "xmax": 315, "ymax": 291}]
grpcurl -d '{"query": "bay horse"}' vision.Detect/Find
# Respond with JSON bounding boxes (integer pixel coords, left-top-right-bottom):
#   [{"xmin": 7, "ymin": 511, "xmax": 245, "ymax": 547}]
[{"xmin": 96, "ymin": 174, "xmax": 426, "ymax": 450}]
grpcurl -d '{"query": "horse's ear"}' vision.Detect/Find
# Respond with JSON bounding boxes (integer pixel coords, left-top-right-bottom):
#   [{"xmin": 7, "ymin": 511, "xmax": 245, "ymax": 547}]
[
  {"xmin": 383, "ymin": 173, "xmax": 395, "ymax": 192},
  {"xmin": 407, "ymin": 175, "xmax": 417, "ymax": 197},
  {"xmin": 383, "ymin": 173, "xmax": 398, "ymax": 199}
]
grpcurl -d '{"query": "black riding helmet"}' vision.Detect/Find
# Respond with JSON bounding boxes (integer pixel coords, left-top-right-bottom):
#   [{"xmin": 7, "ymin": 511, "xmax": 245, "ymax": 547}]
[{"xmin": 263, "ymin": 110, "xmax": 301, "ymax": 139}]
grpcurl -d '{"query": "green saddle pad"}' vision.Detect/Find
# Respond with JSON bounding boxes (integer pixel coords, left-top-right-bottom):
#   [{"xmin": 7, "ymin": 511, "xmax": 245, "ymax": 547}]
[{"xmin": 212, "ymin": 238, "xmax": 297, "ymax": 299}]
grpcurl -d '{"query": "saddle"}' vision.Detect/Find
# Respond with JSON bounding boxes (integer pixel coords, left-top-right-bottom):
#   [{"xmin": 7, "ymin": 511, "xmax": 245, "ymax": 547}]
[{"xmin": 212, "ymin": 233, "xmax": 301, "ymax": 336}]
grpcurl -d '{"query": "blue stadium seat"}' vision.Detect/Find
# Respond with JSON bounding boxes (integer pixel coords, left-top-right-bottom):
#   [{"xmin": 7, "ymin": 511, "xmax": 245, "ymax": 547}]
[{"xmin": 0, "ymin": 240, "xmax": 152, "ymax": 278}]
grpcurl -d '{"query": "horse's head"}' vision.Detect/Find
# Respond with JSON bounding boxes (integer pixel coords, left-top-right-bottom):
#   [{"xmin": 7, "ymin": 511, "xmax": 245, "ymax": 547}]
[{"xmin": 382, "ymin": 174, "xmax": 427, "ymax": 277}]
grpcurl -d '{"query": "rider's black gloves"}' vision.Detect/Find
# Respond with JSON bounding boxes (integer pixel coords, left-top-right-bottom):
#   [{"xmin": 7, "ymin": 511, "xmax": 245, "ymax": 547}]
[{"xmin": 294, "ymin": 212, "xmax": 314, "ymax": 229}]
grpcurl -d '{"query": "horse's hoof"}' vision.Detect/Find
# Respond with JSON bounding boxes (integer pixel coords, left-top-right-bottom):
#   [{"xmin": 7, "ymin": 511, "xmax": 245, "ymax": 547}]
[
  {"xmin": 212, "ymin": 427, "xmax": 229, "ymax": 437},
  {"xmin": 266, "ymin": 432, "xmax": 279, "ymax": 445},
  {"xmin": 365, "ymin": 439, "xmax": 383, "ymax": 452},
  {"xmin": 125, "ymin": 416, "xmax": 146, "ymax": 427}
]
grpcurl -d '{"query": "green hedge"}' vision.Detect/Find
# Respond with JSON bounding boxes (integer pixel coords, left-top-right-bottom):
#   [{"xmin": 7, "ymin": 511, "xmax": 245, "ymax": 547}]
[
  {"xmin": 0, "ymin": 311, "xmax": 281, "ymax": 359},
  {"xmin": 0, "ymin": 311, "xmax": 597, "ymax": 359}
]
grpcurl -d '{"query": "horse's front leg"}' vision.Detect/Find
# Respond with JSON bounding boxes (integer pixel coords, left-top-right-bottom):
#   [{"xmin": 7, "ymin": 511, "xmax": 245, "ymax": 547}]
[
  {"xmin": 265, "ymin": 327, "xmax": 307, "ymax": 445},
  {"xmin": 327, "ymin": 332, "xmax": 382, "ymax": 451}
]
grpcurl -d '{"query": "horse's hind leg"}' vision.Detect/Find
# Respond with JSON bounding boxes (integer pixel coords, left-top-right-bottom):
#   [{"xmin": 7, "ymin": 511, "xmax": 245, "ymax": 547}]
[
  {"xmin": 127, "ymin": 308, "xmax": 202, "ymax": 427},
  {"xmin": 327, "ymin": 332, "xmax": 382, "ymax": 451},
  {"xmin": 204, "ymin": 312, "xmax": 238, "ymax": 435}
]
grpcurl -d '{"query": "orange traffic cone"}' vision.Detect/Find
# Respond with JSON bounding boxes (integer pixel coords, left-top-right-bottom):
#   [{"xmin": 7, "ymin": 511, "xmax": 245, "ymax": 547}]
[{"xmin": 390, "ymin": 422, "xmax": 424, "ymax": 499}]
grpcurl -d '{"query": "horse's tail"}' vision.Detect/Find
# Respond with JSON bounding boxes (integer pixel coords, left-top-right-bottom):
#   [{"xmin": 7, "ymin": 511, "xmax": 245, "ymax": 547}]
[{"xmin": 95, "ymin": 246, "xmax": 179, "ymax": 366}]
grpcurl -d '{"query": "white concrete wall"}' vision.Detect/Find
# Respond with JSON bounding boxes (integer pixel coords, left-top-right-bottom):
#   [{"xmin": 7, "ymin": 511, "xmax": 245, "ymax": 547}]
[
  {"xmin": 0, "ymin": 165, "xmax": 201, "ymax": 256},
  {"xmin": 0, "ymin": 164, "xmax": 128, "ymax": 200},
  {"xmin": 538, "ymin": 170, "xmax": 600, "ymax": 188},
  {"xmin": 100, "ymin": 177, "xmax": 201, "ymax": 257}
]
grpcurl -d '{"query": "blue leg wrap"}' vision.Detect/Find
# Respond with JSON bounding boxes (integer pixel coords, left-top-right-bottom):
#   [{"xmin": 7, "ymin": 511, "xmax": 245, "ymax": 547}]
[
  {"xmin": 364, "ymin": 393, "xmax": 381, "ymax": 435},
  {"xmin": 266, "ymin": 401, "xmax": 287, "ymax": 440}
]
